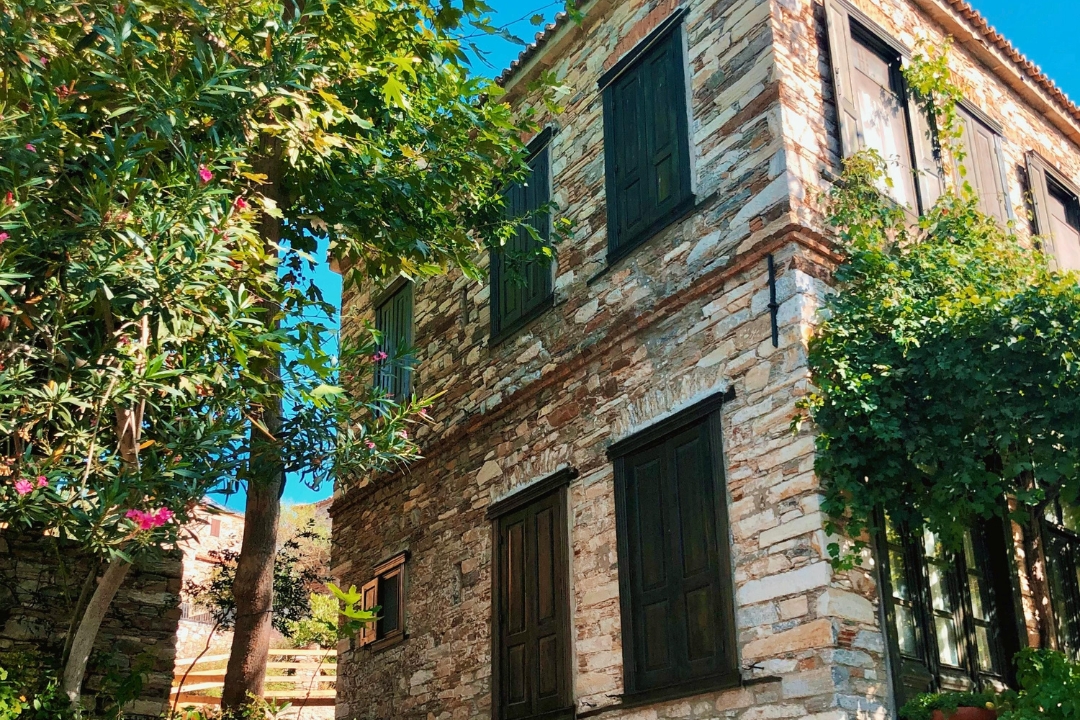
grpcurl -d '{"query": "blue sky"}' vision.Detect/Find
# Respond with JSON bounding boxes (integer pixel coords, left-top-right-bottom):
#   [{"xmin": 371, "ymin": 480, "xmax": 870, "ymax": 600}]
[{"xmin": 230, "ymin": 0, "xmax": 1080, "ymax": 509}]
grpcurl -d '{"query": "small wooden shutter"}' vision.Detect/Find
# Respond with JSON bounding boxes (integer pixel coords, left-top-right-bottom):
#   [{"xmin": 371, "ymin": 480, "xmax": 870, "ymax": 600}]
[
  {"xmin": 824, "ymin": 0, "xmax": 863, "ymax": 159},
  {"xmin": 495, "ymin": 488, "xmax": 571, "ymax": 719},
  {"xmin": 360, "ymin": 578, "xmax": 379, "ymax": 646},
  {"xmin": 1027, "ymin": 152, "xmax": 1060, "ymax": 270},
  {"xmin": 908, "ymin": 100, "xmax": 944, "ymax": 211}
]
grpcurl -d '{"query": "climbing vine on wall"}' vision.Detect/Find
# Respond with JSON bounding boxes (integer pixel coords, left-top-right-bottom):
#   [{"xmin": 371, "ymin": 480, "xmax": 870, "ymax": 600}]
[{"xmin": 799, "ymin": 42, "xmax": 1080, "ymax": 565}]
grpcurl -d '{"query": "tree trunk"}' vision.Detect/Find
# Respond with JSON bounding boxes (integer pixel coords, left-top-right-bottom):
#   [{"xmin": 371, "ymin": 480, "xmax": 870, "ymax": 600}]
[
  {"xmin": 221, "ymin": 135, "xmax": 287, "ymax": 712},
  {"xmin": 61, "ymin": 557, "xmax": 132, "ymax": 706}
]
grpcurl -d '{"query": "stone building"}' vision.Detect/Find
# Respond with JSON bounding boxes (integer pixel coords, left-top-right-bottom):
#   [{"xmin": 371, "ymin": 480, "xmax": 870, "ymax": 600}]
[
  {"xmin": 0, "ymin": 529, "xmax": 182, "ymax": 718},
  {"xmin": 330, "ymin": 0, "xmax": 1080, "ymax": 718},
  {"xmin": 174, "ymin": 503, "xmax": 247, "ymax": 661}
]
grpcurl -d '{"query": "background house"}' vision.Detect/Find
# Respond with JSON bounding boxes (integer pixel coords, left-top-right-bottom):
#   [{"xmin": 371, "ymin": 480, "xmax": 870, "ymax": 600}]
[{"xmin": 331, "ymin": 0, "xmax": 1080, "ymax": 718}]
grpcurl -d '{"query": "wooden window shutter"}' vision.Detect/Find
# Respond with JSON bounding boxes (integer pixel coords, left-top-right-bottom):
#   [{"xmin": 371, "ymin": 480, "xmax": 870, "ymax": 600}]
[
  {"xmin": 613, "ymin": 404, "xmax": 738, "ymax": 697},
  {"xmin": 601, "ymin": 18, "xmax": 692, "ymax": 259},
  {"xmin": 493, "ymin": 484, "xmax": 572, "ymax": 720},
  {"xmin": 956, "ymin": 108, "xmax": 1009, "ymax": 223},
  {"xmin": 907, "ymin": 102, "xmax": 944, "ymax": 211},
  {"xmin": 1026, "ymin": 152, "xmax": 1061, "ymax": 270},
  {"xmin": 608, "ymin": 70, "xmax": 648, "ymax": 250},
  {"xmin": 824, "ymin": 0, "xmax": 863, "ymax": 159},
  {"xmin": 491, "ymin": 143, "xmax": 553, "ymax": 340},
  {"xmin": 360, "ymin": 578, "xmax": 379, "ymax": 647}
]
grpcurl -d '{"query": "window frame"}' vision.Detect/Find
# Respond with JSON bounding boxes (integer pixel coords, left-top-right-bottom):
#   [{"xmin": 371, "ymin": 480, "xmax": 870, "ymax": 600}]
[
  {"xmin": 373, "ymin": 278, "xmax": 414, "ymax": 401},
  {"xmin": 360, "ymin": 552, "xmax": 408, "ymax": 651},
  {"xmin": 824, "ymin": 0, "xmax": 941, "ymax": 215},
  {"xmin": 599, "ymin": 8, "xmax": 694, "ymax": 264},
  {"xmin": 488, "ymin": 468, "xmax": 576, "ymax": 720},
  {"xmin": 1027, "ymin": 150, "xmax": 1080, "ymax": 273},
  {"xmin": 876, "ymin": 517, "xmax": 1020, "ymax": 703},
  {"xmin": 1042, "ymin": 499, "xmax": 1080, "ymax": 659},
  {"xmin": 490, "ymin": 128, "xmax": 556, "ymax": 344},
  {"xmin": 607, "ymin": 389, "xmax": 739, "ymax": 703}
]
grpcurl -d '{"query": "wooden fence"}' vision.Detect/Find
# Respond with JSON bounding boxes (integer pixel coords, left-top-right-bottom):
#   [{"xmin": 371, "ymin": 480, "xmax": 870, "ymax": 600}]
[{"xmin": 172, "ymin": 648, "xmax": 337, "ymax": 708}]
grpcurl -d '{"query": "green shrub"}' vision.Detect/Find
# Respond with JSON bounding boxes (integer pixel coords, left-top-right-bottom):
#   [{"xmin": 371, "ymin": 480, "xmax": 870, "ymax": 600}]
[
  {"xmin": 998, "ymin": 649, "xmax": 1080, "ymax": 720},
  {"xmin": 899, "ymin": 691, "xmax": 996, "ymax": 720}
]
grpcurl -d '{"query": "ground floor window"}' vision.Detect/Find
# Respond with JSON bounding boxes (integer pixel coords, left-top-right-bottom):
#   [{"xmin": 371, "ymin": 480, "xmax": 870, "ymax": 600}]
[
  {"xmin": 1044, "ymin": 498, "xmax": 1080, "ymax": 659},
  {"xmin": 880, "ymin": 518, "xmax": 1019, "ymax": 702}
]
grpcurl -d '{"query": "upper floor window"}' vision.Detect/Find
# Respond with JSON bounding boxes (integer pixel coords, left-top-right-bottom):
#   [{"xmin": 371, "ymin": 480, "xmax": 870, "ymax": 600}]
[
  {"xmin": 374, "ymin": 281, "xmax": 413, "ymax": 400},
  {"xmin": 825, "ymin": 0, "xmax": 940, "ymax": 212},
  {"xmin": 492, "ymin": 131, "xmax": 554, "ymax": 341},
  {"xmin": 1044, "ymin": 498, "xmax": 1080, "ymax": 659},
  {"xmin": 955, "ymin": 106, "xmax": 1011, "ymax": 223},
  {"xmin": 601, "ymin": 10, "xmax": 693, "ymax": 262},
  {"xmin": 609, "ymin": 394, "xmax": 738, "ymax": 700},
  {"xmin": 880, "ymin": 519, "xmax": 1020, "ymax": 703},
  {"xmin": 1027, "ymin": 152, "xmax": 1080, "ymax": 272},
  {"xmin": 489, "ymin": 471, "xmax": 574, "ymax": 720}
]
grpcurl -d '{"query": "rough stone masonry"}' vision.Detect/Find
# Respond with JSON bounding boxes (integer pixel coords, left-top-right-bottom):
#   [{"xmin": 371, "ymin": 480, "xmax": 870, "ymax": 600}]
[{"xmin": 331, "ymin": 0, "xmax": 1080, "ymax": 718}]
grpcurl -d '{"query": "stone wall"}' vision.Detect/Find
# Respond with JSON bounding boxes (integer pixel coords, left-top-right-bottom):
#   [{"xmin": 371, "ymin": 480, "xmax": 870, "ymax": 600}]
[
  {"xmin": 0, "ymin": 529, "xmax": 182, "ymax": 718},
  {"xmin": 331, "ymin": 0, "xmax": 1080, "ymax": 719}
]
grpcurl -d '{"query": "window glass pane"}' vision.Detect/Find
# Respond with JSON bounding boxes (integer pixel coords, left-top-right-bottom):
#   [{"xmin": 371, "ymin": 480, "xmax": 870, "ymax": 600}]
[
  {"xmin": 896, "ymin": 604, "xmax": 918, "ymax": 656},
  {"xmin": 968, "ymin": 575, "xmax": 986, "ymax": 620},
  {"xmin": 928, "ymin": 564, "xmax": 951, "ymax": 612},
  {"xmin": 936, "ymin": 616, "xmax": 960, "ymax": 666},
  {"xmin": 889, "ymin": 548, "xmax": 910, "ymax": 601},
  {"xmin": 975, "ymin": 626, "xmax": 993, "ymax": 671}
]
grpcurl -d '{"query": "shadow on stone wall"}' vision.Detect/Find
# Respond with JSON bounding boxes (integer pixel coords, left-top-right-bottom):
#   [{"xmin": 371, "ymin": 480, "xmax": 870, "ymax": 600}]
[{"xmin": 0, "ymin": 528, "xmax": 182, "ymax": 718}]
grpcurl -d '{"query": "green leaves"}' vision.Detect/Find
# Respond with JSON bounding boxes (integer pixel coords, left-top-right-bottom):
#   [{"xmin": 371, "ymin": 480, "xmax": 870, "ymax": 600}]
[{"xmin": 806, "ymin": 47, "xmax": 1080, "ymax": 564}]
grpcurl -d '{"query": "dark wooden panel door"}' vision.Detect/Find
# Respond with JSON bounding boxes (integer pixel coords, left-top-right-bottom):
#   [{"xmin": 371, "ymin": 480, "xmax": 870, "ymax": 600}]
[{"xmin": 496, "ymin": 487, "xmax": 571, "ymax": 719}]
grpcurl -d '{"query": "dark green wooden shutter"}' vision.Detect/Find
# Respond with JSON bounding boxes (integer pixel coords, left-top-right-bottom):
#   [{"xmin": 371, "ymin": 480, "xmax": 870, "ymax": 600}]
[
  {"xmin": 603, "ymin": 24, "xmax": 692, "ymax": 258},
  {"xmin": 617, "ymin": 417, "xmax": 734, "ymax": 693},
  {"xmin": 496, "ymin": 487, "xmax": 571, "ymax": 719},
  {"xmin": 374, "ymin": 283, "xmax": 413, "ymax": 399},
  {"xmin": 492, "ymin": 145, "xmax": 553, "ymax": 338}
]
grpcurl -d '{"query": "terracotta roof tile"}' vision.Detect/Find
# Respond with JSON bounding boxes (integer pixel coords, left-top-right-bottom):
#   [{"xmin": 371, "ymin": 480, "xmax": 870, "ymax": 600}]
[{"xmin": 497, "ymin": 0, "xmax": 1080, "ymax": 129}]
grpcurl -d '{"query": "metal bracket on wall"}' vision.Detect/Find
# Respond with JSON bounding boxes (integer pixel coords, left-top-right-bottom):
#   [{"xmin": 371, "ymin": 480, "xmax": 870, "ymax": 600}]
[{"xmin": 767, "ymin": 254, "xmax": 780, "ymax": 347}]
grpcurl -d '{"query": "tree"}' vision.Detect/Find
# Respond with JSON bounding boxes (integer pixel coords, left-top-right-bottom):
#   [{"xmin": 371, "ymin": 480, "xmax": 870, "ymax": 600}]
[
  {"xmin": 802, "ymin": 43, "xmax": 1080, "ymax": 602},
  {"xmin": 0, "ymin": 0, "xmax": 553, "ymax": 710}
]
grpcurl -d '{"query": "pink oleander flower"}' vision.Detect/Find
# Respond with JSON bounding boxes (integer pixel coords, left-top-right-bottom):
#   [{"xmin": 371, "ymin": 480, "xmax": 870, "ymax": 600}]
[
  {"xmin": 24, "ymin": 144, "xmax": 35, "ymax": 152},
  {"xmin": 36, "ymin": 476, "xmax": 47, "ymax": 488},
  {"xmin": 0, "ymin": 233, "xmax": 8, "ymax": 243},
  {"xmin": 372, "ymin": 351, "xmax": 388, "ymax": 362},
  {"xmin": 418, "ymin": 408, "xmax": 429, "ymax": 417},
  {"xmin": 4, "ymin": 192, "xmax": 13, "ymax": 206},
  {"xmin": 126, "ymin": 507, "xmax": 172, "ymax": 530},
  {"xmin": 233, "ymin": 197, "xmax": 249, "ymax": 211},
  {"xmin": 397, "ymin": 430, "xmax": 408, "ymax": 439},
  {"xmin": 154, "ymin": 507, "xmax": 174, "ymax": 524},
  {"xmin": 365, "ymin": 440, "xmax": 376, "ymax": 450},
  {"xmin": 198, "ymin": 164, "xmax": 213, "ymax": 183},
  {"xmin": 14, "ymin": 479, "xmax": 32, "ymax": 496}
]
